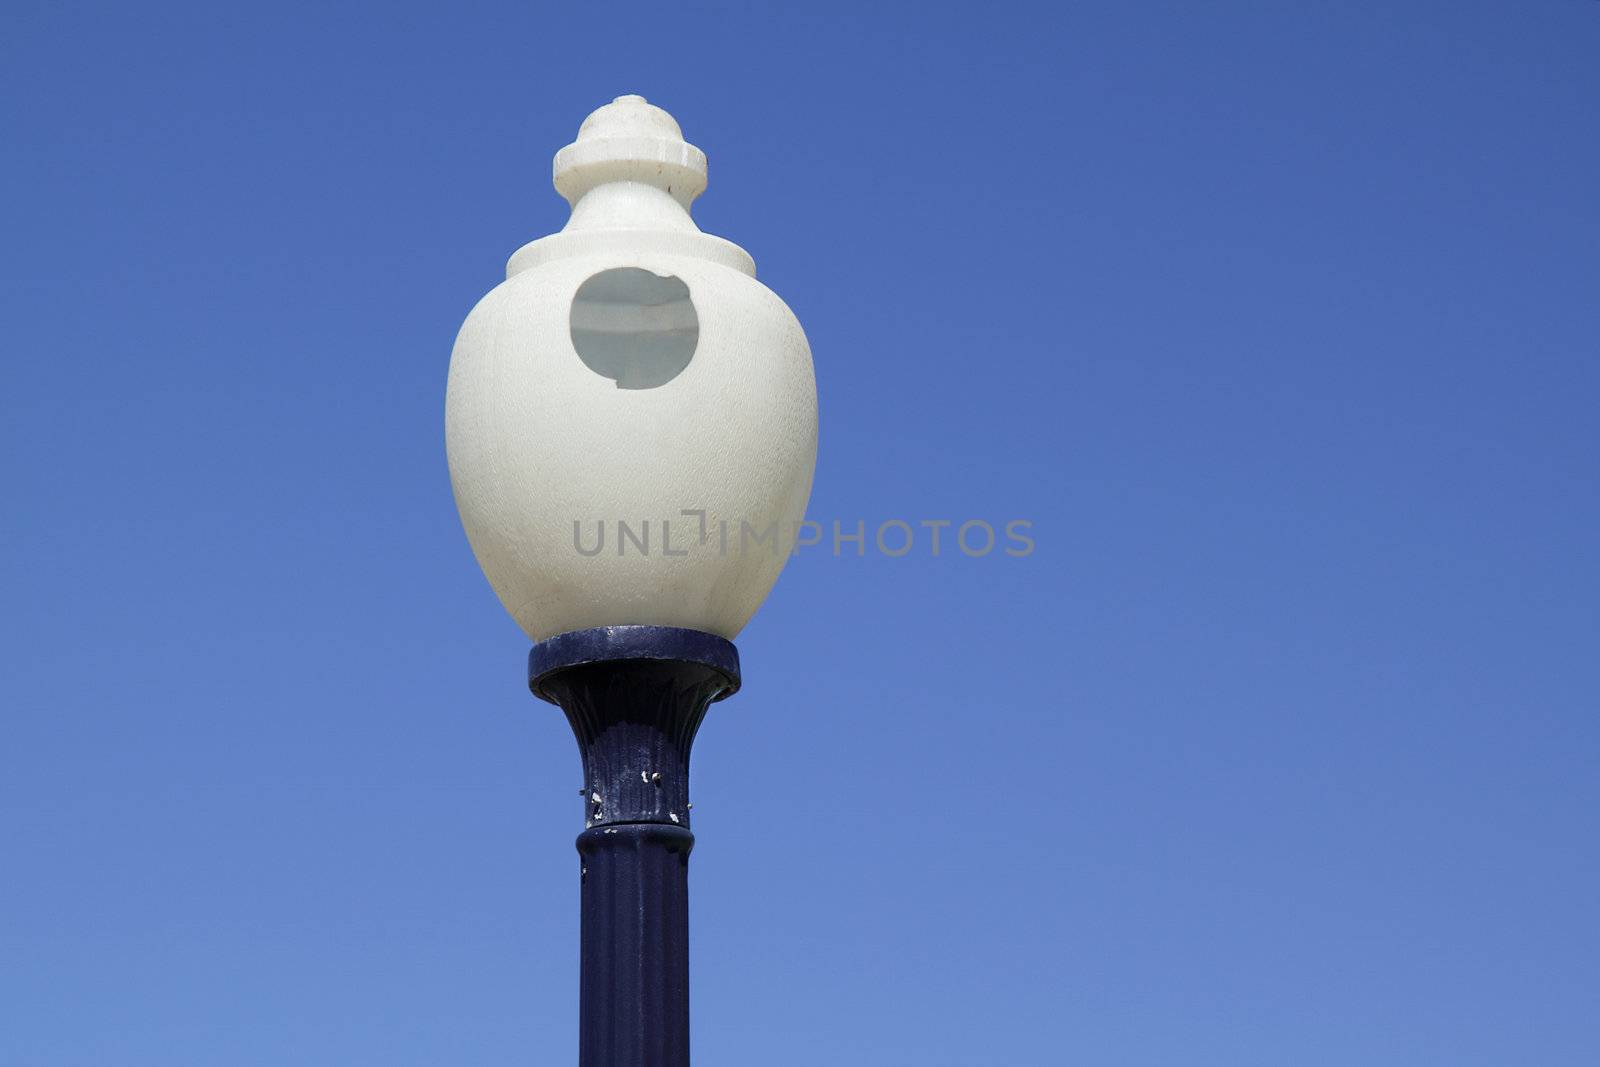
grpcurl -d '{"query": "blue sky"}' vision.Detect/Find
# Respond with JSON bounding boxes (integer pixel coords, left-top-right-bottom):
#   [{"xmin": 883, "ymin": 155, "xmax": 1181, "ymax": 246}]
[{"xmin": 3, "ymin": 2, "xmax": 1597, "ymax": 1064}]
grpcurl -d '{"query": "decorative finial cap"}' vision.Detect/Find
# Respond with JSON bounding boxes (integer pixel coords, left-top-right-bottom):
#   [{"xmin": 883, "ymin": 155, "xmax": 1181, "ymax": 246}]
[{"xmin": 553, "ymin": 95, "xmax": 708, "ymax": 210}]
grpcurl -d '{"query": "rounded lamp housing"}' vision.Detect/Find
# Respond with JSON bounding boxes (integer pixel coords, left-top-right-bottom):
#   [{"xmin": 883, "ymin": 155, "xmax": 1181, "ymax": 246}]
[{"xmin": 446, "ymin": 96, "xmax": 818, "ymax": 641}]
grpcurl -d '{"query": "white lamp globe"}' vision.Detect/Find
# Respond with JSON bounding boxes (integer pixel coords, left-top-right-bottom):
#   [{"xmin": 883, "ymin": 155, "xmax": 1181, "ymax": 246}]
[{"xmin": 445, "ymin": 96, "xmax": 818, "ymax": 641}]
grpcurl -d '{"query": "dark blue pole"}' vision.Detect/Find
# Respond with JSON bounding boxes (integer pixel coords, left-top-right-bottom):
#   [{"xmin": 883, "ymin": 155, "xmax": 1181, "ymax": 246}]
[{"xmin": 530, "ymin": 626, "xmax": 741, "ymax": 1067}]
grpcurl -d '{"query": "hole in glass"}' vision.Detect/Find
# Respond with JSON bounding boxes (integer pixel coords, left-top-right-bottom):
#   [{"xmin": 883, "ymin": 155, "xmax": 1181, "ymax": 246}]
[{"xmin": 570, "ymin": 268, "xmax": 698, "ymax": 389}]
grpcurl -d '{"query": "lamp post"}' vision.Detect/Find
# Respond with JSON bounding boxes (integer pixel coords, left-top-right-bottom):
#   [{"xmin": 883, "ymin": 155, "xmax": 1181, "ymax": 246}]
[{"xmin": 445, "ymin": 96, "xmax": 818, "ymax": 1066}]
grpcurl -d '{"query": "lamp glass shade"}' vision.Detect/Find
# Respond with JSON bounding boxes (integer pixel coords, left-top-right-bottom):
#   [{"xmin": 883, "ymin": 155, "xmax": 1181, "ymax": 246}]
[{"xmin": 445, "ymin": 96, "xmax": 818, "ymax": 641}]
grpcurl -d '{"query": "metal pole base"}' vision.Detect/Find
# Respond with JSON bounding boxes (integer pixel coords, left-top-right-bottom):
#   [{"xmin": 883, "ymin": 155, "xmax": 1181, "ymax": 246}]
[{"xmin": 530, "ymin": 626, "xmax": 740, "ymax": 1067}]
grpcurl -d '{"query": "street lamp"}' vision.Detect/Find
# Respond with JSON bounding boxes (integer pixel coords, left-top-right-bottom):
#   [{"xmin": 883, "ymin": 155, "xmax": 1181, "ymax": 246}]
[{"xmin": 445, "ymin": 95, "xmax": 818, "ymax": 1065}]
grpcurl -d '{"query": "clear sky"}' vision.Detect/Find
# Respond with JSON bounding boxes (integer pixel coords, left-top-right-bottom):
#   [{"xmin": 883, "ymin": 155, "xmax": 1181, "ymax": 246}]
[{"xmin": 4, "ymin": 2, "xmax": 1598, "ymax": 1064}]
